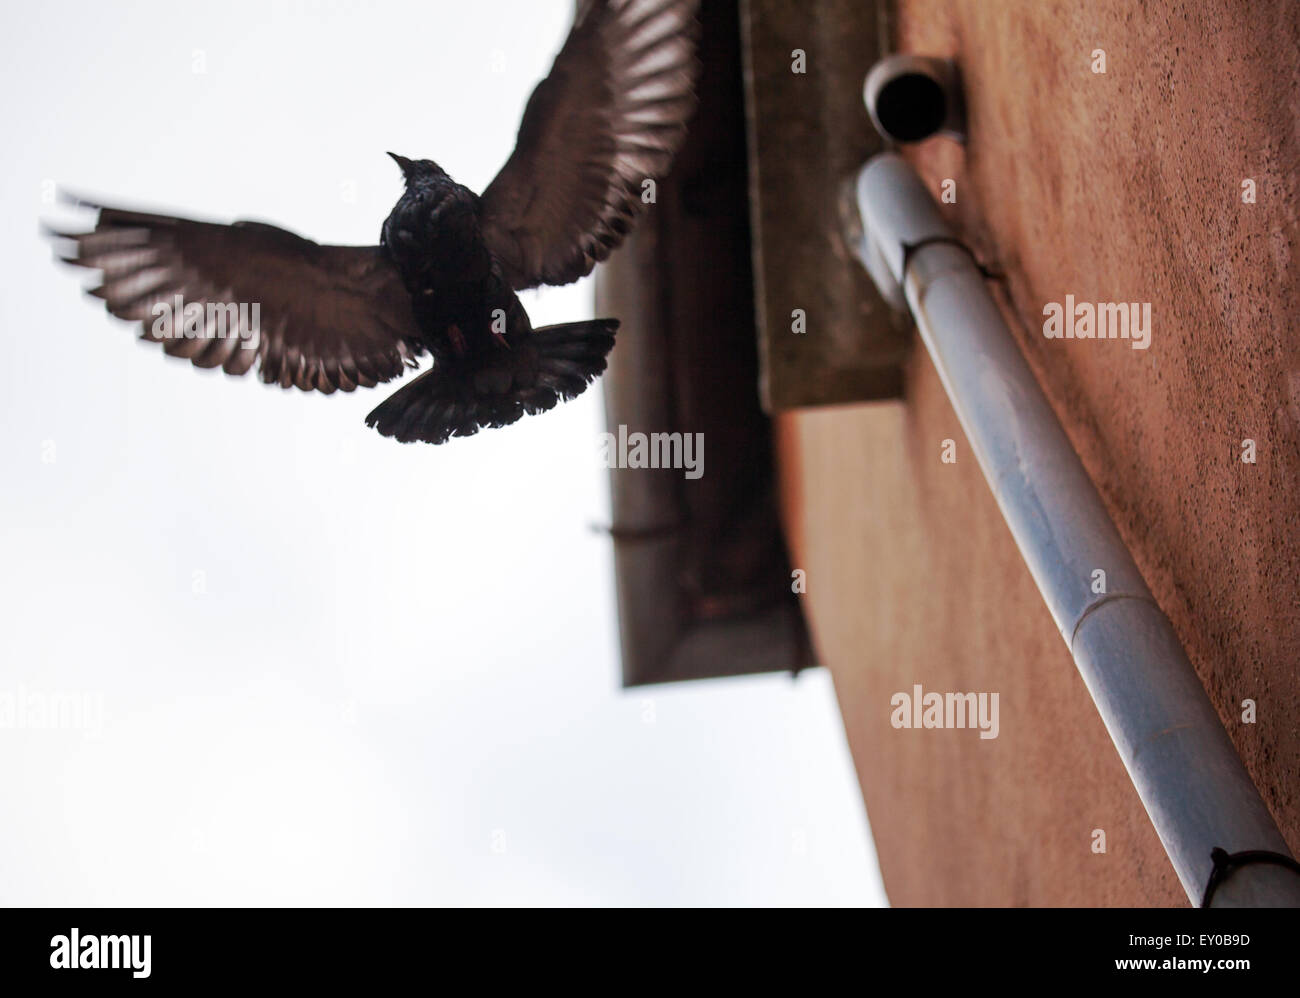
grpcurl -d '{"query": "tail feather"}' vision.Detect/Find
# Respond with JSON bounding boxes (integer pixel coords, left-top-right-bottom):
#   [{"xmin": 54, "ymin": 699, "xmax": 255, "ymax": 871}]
[{"xmin": 365, "ymin": 318, "xmax": 618, "ymax": 444}]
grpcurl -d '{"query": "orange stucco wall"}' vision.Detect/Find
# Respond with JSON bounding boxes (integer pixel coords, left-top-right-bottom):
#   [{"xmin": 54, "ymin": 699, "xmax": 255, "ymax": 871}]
[{"xmin": 778, "ymin": 0, "xmax": 1300, "ymax": 906}]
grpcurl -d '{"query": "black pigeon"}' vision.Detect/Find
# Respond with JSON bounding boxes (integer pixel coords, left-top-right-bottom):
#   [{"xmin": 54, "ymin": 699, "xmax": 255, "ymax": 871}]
[{"xmin": 47, "ymin": 0, "xmax": 699, "ymax": 444}]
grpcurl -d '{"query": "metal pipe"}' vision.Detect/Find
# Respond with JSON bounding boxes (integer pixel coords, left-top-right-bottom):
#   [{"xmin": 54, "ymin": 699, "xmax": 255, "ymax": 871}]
[{"xmin": 851, "ymin": 152, "xmax": 1300, "ymax": 907}]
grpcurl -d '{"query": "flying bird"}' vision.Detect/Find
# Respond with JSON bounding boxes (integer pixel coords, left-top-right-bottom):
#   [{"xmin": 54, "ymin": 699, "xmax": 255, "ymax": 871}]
[{"xmin": 47, "ymin": 0, "xmax": 699, "ymax": 444}]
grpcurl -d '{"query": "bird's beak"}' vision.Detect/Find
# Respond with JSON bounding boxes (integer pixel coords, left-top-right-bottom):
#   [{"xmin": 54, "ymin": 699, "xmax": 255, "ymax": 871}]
[{"xmin": 387, "ymin": 152, "xmax": 414, "ymax": 178}]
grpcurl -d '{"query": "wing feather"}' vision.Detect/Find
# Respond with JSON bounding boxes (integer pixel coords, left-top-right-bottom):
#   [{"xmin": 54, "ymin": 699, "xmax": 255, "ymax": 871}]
[
  {"xmin": 479, "ymin": 0, "xmax": 699, "ymax": 290},
  {"xmin": 47, "ymin": 196, "xmax": 425, "ymax": 393}
]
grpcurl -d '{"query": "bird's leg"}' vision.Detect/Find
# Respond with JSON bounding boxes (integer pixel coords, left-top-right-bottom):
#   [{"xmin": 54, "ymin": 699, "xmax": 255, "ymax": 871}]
[{"xmin": 447, "ymin": 324, "xmax": 467, "ymax": 357}]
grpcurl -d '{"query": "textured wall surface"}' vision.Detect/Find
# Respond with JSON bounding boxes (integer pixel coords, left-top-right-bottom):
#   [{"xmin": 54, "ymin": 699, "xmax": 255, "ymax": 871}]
[{"xmin": 778, "ymin": 0, "xmax": 1300, "ymax": 906}]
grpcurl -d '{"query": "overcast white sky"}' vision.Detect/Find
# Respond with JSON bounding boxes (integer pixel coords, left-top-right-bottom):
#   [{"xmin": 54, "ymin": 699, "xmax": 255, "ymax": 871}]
[{"xmin": 0, "ymin": 0, "xmax": 885, "ymax": 906}]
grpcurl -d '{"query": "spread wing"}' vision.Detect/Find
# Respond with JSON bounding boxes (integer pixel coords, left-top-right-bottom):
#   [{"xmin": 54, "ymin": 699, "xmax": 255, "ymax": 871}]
[
  {"xmin": 47, "ymin": 197, "xmax": 425, "ymax": 393},
  {"xmin": 479, "ymin": 0, "xmax": 699, "ymax": 290}
]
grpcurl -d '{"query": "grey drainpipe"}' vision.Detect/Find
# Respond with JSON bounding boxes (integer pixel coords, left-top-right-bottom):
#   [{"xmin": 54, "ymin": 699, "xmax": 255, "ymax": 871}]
[{"xmin": 850, "ymin": 152, "xmax": 1300, "ymax": 907}]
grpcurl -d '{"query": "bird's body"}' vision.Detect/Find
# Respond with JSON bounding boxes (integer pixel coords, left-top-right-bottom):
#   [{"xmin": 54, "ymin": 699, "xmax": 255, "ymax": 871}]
[
  {"xmin": 384, "ymin": 170, "xmax": 487, "ymax": 311},
  {"xmin": 362, "ymin": 156, "xmax": 620, "ymax": 441},
  {"xmin": 381, "ymin": 162, "xmax": 521, "ymax": 361},
  {"xmin": 47, "ymin": 0, "xmax": 699, "ymax": 444}
]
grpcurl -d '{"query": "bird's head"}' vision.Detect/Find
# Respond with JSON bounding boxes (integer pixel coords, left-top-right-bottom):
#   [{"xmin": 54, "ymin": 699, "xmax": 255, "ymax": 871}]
[{"xmin": 388, "ymin": 152, "xmax": 447, "ymax": 188}]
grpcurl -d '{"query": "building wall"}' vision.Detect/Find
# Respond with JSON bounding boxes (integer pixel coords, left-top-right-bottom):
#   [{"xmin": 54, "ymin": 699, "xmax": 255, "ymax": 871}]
[{"xmin": 777, "ymin": 0, "xmax": 1300, "ymax": 906}]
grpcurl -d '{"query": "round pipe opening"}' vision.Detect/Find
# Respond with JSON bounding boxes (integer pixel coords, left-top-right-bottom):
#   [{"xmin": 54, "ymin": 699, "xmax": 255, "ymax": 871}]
[{"xmin": 874, "ymin": 72, "xmax": 948, "ymax": 142}]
